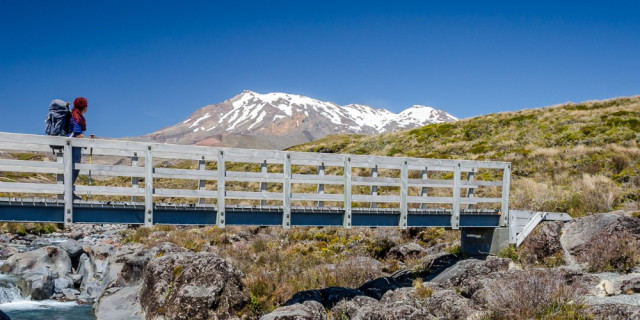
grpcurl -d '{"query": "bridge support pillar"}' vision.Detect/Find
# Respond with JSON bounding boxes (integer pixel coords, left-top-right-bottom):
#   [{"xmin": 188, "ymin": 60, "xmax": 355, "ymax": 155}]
[{"xmin": 461, "ymin": 227, "xmax": 509, "ymax": 256}]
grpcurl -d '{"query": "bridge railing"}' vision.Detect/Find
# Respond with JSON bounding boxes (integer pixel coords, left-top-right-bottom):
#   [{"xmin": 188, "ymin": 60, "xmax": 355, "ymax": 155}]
[{"xmin": 0, "ymin": 132, "xmax": 511, "ymax": 229}]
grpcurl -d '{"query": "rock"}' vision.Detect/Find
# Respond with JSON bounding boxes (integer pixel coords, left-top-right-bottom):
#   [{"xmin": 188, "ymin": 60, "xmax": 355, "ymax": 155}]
[
  {"xmin": 70, "ymin": 230, "xmax": 85, "ymax": 240},
  {"xmin": 76, "ymin": 253, "xmax": 94, "ymax": 288},
  {"xmin": 0, "ymin": 246, "xmax": 72, "ymax": 279},
  {"xmin": 388, "ymin": 243, "xmax": 427, "ymax": 260},
  {"xmin": 88, "ymin": 244, "xmax": 114, "ymax": 260},
  {"xmin": 260, "ymin": 301, "xmax": 326, "ymax": 320},
  {"xmin": 429, "ymin": 257, "xmax": 514, "ymax": 287},
  {"xmin": 331, "ymin": 295, "xmax": 377, "ymax": 319},
  {"xmin": 420, "ymin": 253, "xmax": 460, "ymax": 279},
  {"xmin": 71, "ymin": 274, "xmax": 83, "ymax": 287},
  {"xmin": 139, "ymin": 251, "xmax": 248, "ymax": 320},
  {"xmin": 0, "ymin": 246, "xmax": 18, "ymax": 260},
  {"xmin": 562, "ymin": 212, "xmax": 640, "ymax": 254},
  {"xmin": 94, "ymin": 285, "xmax": 145, "ymax": 320},
  {"xmin": 62, "ymin": 288, "xmax": 80, "ymax": 301},
  {"xmin": 54, "ymin": 276, "xmax": 74, "ymax": 293},
  {"xmin": 620, "ymin": 277, "xmax": 640, "ymax": 294},
  {"xmin": 358, "ymin": 276, "xmax": 401, "ymax": 300},
  {"xmin": 23, "ymin": 268, "xmax": 54, "ymax": 300},
  {"xmin": 286, "ymin": 287, "xmax": 364, "ymax": 309},
  {"xmin": 518, "ymin": 221, "xmax": 565, "ymax": 265},
  {"xmin": 0, "ymin": 234, "xmax": 12, "ymax": 243},
  {"xmin": 284, "ymin": 290, "xmax": 322, "ymax": 305},
  {"xmin": 424, "ymin": 289, "xmax": 479, "ymax": 319},
  {"xmin": 349, "ymin": 293, "xmax": 435, "ymax": 320},
  {"xmin": 584, "ymin": 304, "xmax": 640, "ymax": 320},
  {"xmin": 30, "ymin": 238, "xmax": 53, "ymax": 247},
  {"xmin": 114, "ymin": 242, "xmax": 185, "ymax": 287},
  {"xmin": 58, "ymin": 240, "xmax": 84, "ymax": 259}
]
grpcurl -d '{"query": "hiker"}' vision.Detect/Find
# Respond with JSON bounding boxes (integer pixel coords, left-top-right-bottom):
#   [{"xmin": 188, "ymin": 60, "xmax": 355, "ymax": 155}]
[{"xmin": 68, "ymin": 97, "xmax": 88, "ymax": 199}]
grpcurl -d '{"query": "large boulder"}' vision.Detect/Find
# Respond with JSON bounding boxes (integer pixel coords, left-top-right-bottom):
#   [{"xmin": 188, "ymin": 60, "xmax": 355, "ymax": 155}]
[
  {"xmin": 260, "ymin": 301, "xmax": 326, "ymax": 320},
  {"xmin": 0, "ymin": 246, "xmax": 72, "ymax": 278},
  {"xmin": 23, "ymin": 268, "xmax": 54, "ymax": 300},
  {"xmin": 563, "ymin": 212, "xmax": 640, "ymax": 254},
  {"xmin": 94, "ymin": 285, "xmax": 145, "ymax": 320},
  {"xmin": 562, "ymin": 212, "xmax": 640, "ymax": 272},
  {"xmin": 140, "ymin": 251, "xmax": 248, "ymax": 320},
  {"xmin": 57, "ymin": 239, "xmax": 84, "ymax": 260},
  {"xmin": 428, "ymin": 257, "xmax": 514, "ymax": 288}
]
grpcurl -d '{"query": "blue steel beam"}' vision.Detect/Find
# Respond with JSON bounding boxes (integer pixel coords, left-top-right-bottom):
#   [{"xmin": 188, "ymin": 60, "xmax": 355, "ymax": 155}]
[{"xmin": 0, "ymin": 202, "xmax": 501, "ymax": 228}]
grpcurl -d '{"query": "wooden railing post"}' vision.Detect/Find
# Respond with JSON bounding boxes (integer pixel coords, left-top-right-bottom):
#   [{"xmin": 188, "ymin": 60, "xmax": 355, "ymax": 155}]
[
  {"xmin": 399, "ymin": 160, "xmax": 408, "ymax": 229},
  {"xmin": 131, "ymin": 154, "xmax": 139, "ymax": 203},
  {"xmin": 317, "ymin": 163, "xmax": 325, "ymax": 207},
  {"xmin": 343, "ymin": 157, "xmax": 352, "ymax": 228},
  {"xmin": 283, "ymin": 154, "xmax": 291, "ymax": 228},
  {"xmin": 57, "ymin": 150, "xmax": 64, "ymax": 201},
  {"xmin": 217, "ymin": 150, "xmax": 226, "ymax": 228},
  {"xmin": 466, "ymin": 168, "xmax": 476, "ymax": 210},
  {"xmin": 198, "ymin": 158, "xmax": 206, "ymax": 205},
  {"xmin": 144, "ymin": 146, "xmax": 154, "ymax": 227},
  {"xmin": 451, "ymin": 162, "xmax": 461, "ymax": 229},
  {"xmin": 501, "ymin": 163, "xmax": 511, "ymax": 228},
  {"xmin": 420, "ymin": 167, "xmax": 428, "ymax": 209},
  {"xmin": 63, "ymin": 140, "xmax": 73, "ymax": 227},
  {"xmin": 260, "ymin": 160, "xmax": 267, "ymax": 206},
  {"xmin": 370, "ymin": 165, "xmax": 378, "ymax": 209}
]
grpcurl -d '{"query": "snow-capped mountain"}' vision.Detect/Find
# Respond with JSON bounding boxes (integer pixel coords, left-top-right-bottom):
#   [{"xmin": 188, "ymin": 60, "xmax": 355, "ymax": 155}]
[{"xmin": 140, "ymin": 90, "xmax": 457, "ymax": 150}]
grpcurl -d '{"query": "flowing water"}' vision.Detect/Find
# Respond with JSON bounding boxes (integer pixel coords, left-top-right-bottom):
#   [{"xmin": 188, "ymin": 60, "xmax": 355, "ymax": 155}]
[{"xmin": 0, "ymin": 274, "xmax": 95, "ymax": 320}]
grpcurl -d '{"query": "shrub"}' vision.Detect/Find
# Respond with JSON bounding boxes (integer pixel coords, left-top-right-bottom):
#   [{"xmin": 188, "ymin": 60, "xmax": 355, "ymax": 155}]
[
  {"xmin": 120, "ymin": 227, "xmax": 152, "ymax": 244},
  {"xmin": 577, "ymin": 230, "xmax": 640, "ymax": 273},
  {"xmin": 412, "ymin": 279, "xmax": 433, "ymax": 299},
  {"xmin": 497, "ymin": 246, "xmax": 519, "ymax": 263},
  {"xmin": 483, "ymin": 270, "xmax": 588, "ymax": 319}
]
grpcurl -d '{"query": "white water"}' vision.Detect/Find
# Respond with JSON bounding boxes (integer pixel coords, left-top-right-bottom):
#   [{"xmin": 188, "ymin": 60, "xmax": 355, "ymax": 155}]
[
  {"xmin": 0, "ymin": 281, "xmax": 23, "ymax": 304},
  {"xmin": 0, "ymin": 273, "xmax": 95, "ymax": 319}
]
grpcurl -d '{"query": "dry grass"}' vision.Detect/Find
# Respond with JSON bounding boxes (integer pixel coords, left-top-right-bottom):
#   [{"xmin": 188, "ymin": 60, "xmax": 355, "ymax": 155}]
[
  {"xmin": 576, "ymin": 230, "xmax": 640, "ymax": 273},
  {"xmin": 482, "ymin": 270, "xmax": 588, "ymax": 320}
]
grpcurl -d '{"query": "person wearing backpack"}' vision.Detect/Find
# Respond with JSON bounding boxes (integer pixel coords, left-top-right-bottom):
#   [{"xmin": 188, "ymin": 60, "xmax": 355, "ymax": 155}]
[{"xmin": 68, "ymin": 97, "xmax": 88, "ymax": 199}]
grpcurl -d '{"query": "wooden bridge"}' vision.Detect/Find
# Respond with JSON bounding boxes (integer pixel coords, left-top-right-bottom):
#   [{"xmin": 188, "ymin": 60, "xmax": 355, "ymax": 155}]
[{"xmin": 0, "ymin": 132, "xmax": 570, "ymax": 250}]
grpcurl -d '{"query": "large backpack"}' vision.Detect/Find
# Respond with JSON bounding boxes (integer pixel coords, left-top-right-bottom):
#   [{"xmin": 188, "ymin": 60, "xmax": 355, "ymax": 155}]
[{"xmin": 45, "ymin": 99, "xmax": 71, "ymax": 136}]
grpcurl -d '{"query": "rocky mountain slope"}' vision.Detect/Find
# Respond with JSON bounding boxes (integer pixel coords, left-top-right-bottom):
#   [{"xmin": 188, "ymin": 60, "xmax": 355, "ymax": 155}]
[{"xmin": 138, "ymin": 90, "xmax": 457, "ymax": 150}]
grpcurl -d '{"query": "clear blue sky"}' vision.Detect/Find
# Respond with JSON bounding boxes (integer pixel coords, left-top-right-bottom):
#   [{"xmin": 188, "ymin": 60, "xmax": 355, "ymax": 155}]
[{"xmin": 1, "ymin": 0, "xmax": 639, "ymax": 138}]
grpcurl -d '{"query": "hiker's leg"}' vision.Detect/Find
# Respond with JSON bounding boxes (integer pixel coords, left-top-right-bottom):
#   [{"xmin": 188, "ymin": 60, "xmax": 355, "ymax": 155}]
[{"xmin": 72, "ymin": 147, "xmax": 82, "ymax": 184}]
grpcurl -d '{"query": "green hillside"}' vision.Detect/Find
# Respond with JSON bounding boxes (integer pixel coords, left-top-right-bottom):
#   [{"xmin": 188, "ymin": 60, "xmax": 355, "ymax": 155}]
[{"xmin": 289, "ymin": 96, "xmax": 640, "ymax": 217}]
